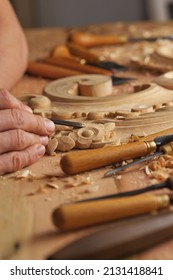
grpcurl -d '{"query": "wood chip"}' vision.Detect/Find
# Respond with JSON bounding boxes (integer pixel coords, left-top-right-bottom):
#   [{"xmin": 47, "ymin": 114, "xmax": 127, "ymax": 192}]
[{"xmin": 46, "ymin": 182, "xmax": 60, "ymax": 189}]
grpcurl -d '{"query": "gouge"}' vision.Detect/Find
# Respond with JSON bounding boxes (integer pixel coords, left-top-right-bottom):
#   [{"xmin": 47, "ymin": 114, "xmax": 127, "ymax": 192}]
[
  {"xmin": 104, "ymin": 139, "xmax": 173, "ymax": 177},
  {"xmin": 67, "ymin": 42, "xmax": 127, "ymax": 71},
  {"xmin": 69, "ymin": 31, "xmax": 173, "ymax": 48},
  {"xmin": 52, "ymin": 193, "xmax": 170, "ymax": 230},
  {"xmin": 60, "ymin": 129, "xmax": 173, "ymax": 175},
  {"xmin": 28, "ymin": 60, "xmax": 133, "ymax": 85},
  {"xmin": 48, "ymin": 209, "xmax": 173, "ymax": 259}
]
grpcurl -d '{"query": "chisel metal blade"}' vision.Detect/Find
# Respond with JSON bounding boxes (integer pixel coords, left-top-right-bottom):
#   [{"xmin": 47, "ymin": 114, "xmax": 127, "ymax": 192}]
[
  {"xmin": 128, "ymin": 35, "xmax": 173, "ymax": 43},
  {"xmin": 104, "ymin": 152, "xmax": 162, "ymax": 178},
  {"xmin": 112, "ymin": 75, "xmax": 135, "ymax": 85},
  {"xmin": 96, "ymin": 60, "xmax": 127, "ymax": 71},
  {"xmin": 76, "ymin": 177, "xmax": 173, "ymax": 203},
  {"xmin": 49, "ymin": 118, "xmax": 84, "ymax": 128},
  {"xmin": 104, "ymin": 134, "xmax": 173, "ymax": 177}
]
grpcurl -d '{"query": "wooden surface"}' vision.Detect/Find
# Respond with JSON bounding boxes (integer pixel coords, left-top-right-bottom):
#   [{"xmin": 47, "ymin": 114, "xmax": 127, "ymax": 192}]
[{"xmin": 2, "ymin": 21, "xmax": 173, "ymax": 260}]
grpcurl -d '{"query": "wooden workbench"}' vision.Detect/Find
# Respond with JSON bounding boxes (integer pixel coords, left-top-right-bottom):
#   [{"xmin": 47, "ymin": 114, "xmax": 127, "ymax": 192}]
[{"xmin": 1, "ymin": 21, "xmax": 173, "ymax": 260}]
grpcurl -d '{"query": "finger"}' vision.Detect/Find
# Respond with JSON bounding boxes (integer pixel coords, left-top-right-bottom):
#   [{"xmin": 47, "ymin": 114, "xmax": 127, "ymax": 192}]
[
  {"xmin": 0, "ymin": 108, "xmax": 55, "ymax": 135},
  {"xmin": 0, "ymin": 129, "xmax": 48, "ymax": 154},
  {"xmin": 0, "ymin": 144, "xmax": 46, "ymax": 175},
  {"xmin": 0, "ymin": 88, "xmax": 32, "ymax": 113}
]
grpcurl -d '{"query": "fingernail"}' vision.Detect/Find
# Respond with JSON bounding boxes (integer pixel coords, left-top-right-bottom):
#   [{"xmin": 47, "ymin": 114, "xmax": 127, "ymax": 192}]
[
  {"xmin": 44, "ymin": 119, "xmax": 55, "ymax": 133},
  {"xmin": 40, "ymin": 136, "xmax": 48, "ymax": 146},
  {"xmin": 23, "ymin": 105, "xmax": 33, "ymax": 113},
  {"xmin": 36, "ymin": 144, "xmax": 45, "ymax": 156}
]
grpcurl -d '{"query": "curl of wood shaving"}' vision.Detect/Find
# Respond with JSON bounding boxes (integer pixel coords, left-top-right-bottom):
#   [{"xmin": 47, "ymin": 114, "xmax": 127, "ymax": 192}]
[{"xmin": 46, "ymin": 182, "xmax": 60, "ymax": 189}]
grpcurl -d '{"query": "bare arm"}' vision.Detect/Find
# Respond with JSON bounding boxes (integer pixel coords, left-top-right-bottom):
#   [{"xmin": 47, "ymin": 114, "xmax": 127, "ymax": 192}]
[
  {"xmin": 0, "ymin": 0, "xmax": 28, "ymax": 89},
  {"xmin": 0, "ymin": 2, "xmax": 56, "ymax": 174}
]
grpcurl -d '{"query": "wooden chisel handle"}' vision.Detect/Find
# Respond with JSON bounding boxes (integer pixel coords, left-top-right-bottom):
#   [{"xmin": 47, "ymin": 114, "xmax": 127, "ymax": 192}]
[
  {"xmin": 60, "ymin": 127, "xmax": 173, "ymax": 175},
  {"xmin": 43, "ymin": 56, "xmax": 112, "ymax": 76},
  {"xmin": 49, "ymin": 210, "xmax": 173, "ymax": 260},
  {"xmin": 27, "ymin": 61, "xmax": 82, "ymax": 79},
  {"xmin": 52, "ymin": 194, "xmax": 170, "ymax": 230},
  {"xmin": 51, "ymin": 44, "xmax": 76, "ymax": 60},
  {"xmin": 67, "ymin": 42, "xmax": 104, "ymax": 64},
  {"xmin": 69, "ymin": 31, "xmax": 128, "ymax": 48},
  {"xmin": 60, "ymin": 141, "xmax": 150, "ymax": 175}
]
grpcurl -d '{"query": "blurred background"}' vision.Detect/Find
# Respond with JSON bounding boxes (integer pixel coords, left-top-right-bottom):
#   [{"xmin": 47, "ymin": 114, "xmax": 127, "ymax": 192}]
[{"xmin": 10, "ymin": 0, "xmax": 173, "ymax": 28}]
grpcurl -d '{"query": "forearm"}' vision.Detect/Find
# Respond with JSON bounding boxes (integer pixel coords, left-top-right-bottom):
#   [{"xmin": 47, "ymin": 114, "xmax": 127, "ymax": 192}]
[{"xmin": 0, "ymin": 0, "xmax": 28, "ymax": 89}]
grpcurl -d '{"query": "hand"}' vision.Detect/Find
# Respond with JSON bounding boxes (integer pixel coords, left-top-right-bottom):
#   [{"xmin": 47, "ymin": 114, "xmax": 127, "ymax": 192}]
[{"xmin": 0, "ymin": 89, "xmax": 55, "ymax": 175}]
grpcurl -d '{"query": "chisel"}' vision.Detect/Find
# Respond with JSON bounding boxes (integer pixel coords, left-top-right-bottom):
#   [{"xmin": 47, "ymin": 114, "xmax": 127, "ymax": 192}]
[
  {"xmin": 69, "ymin": 31, "xmax": 173, "ymax": 48},
  {"xmin": 104, "ymin": 140, "xmax": 173, "ymax": 177},
  {"xmin": 60, "ymin": 130, "xmax": 173, "ymax": 175},
  {"xmin": 48, "ymin": 209, "xmax": 173, "ymax": 260},
  {"xmin": 66, "ymin": 42, "xmax": 127, "ymax": 71},
  {"xmin": 52, "ymin": 193, "xmax": 170, "ymax": 230},
  {"xmin": 27, "ymin": 61, "xmax": 133, "ymax": 85}
]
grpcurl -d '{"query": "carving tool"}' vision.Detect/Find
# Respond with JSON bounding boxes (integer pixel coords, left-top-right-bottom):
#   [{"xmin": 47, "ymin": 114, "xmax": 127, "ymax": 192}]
[
  {"xmin": 69, "ymin": 31, "xmax": 173, "ymax": 48},
  {"xmin": 49, "ymin": 117, "xmax": 84, "ymax": 128},
  {"xmin": 104, "ymin": 139, "xmax": 173, "ymax": 177},
  {"xmin": 52, "ymin": 193, "xmax": 170, "ymax": 230},
  {"xmin": 27, "ymin": 61, "xmax": 82, "ymax": 79},
  {"xmin": 60, "ymin": 130, "xmax": 173, "ymax": 175},
  {"xmin": 48, "ymin": 210, "xmax": 173, "ymax": 260},
  {"xmin": 76, "ymin": 177, "xmax": 173, "ymax": 203},
  {"xmin": 66, "ymin": 42, "xmax": 127, "ymax": 71},
  {"xmin": 27, "ymin": 61, "xmax": 133, "ymax": 85}
]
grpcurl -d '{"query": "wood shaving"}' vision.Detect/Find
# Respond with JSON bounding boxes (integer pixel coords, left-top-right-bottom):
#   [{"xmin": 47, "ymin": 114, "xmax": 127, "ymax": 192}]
[
  {"xmin": 46, "ymin": 182, "xmax": 60, "ymax": 189},
  {"xmin": 64, "ymin": 182, "xmax": 78, "ymax": 188},
  {"xmin": 145, "ymin": 165, "xmax": 151, "ymax": 176},
  {"xmin": 165, "ymin": 160, "xmax": 173, "ymax": 168},
  {"xmin": 148, "ymin": 160, "xmax": 162, "ymax": 171},
  {"xmin": 15, "ymin": 169, "xmax": 36, "ymax": 180},
  {"xmin": 73, "ymin": 174, "xmax": 93, "ymax": 185},
  {"xmin": 150, "ymin": 170, "xmax": 169, "ymax": 181}
]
